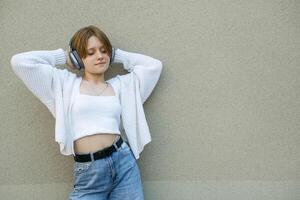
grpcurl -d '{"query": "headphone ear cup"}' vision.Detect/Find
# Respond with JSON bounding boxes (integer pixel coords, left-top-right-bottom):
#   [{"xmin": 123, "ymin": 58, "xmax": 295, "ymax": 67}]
[
  {"xmin": 109, "ymin": 47, "xmax": 116, "ymax": 66},
  {"xmin": 70, "ymin": 50, "xmax": 84, "ymax": 70}
]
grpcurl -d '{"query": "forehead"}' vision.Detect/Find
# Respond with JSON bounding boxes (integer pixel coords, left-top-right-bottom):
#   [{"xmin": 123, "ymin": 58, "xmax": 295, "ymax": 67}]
[{"xmin": 87, "ymin": 36, "xmax": 104, "ymax": 50}]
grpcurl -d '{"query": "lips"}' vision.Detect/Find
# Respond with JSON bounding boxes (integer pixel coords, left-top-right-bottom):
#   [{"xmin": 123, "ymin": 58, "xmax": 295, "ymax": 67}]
[{"xmin": 95, "ymin": 62, "xmax": 106, "ymax": 65}]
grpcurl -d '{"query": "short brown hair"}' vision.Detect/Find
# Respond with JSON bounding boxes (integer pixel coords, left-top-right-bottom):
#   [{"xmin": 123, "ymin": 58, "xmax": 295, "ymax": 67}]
[{"xmin": 70, "ymin": 25, "xmax": 112, "ymax": 59}]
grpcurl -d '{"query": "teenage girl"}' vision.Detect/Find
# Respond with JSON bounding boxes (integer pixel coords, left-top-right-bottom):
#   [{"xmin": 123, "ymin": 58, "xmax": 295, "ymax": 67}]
[{"xmin": 10, "ymin": 25, "xmax": 163, "ymax": 200}]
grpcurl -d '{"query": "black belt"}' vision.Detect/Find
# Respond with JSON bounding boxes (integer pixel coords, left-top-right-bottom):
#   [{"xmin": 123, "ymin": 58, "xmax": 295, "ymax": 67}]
[{"xmin": 74, "ymin": 136, "xmax": 124, "ymax": 163}]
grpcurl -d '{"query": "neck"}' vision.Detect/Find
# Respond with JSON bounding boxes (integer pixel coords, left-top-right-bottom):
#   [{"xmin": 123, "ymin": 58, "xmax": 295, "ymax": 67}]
[{"xmin": 82, "ymin": 73, "xmax": 106, "ymax": 85}]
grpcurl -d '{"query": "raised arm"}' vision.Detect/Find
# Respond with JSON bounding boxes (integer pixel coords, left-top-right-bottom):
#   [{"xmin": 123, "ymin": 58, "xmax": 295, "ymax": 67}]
[
  {"xmin": 10, "ymin": 49, "xmax": 71, "ymax": 113},
  {"xmin": 113, "ymin": 48, "xmax": 163, "ymax": 103}
]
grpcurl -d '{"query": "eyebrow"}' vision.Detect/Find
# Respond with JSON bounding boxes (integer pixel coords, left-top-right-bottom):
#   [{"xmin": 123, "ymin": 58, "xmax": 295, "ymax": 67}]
[{"xmin": 88, "ymin": 46, "xmax": 104, "ymax": 50}]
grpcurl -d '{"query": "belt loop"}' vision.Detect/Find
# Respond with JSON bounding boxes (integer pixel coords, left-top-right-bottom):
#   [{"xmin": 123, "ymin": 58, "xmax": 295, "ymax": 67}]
[
  {"xmin": 113, "ymin": 135, "xmax": 120, "ymax": 150},
  {"xmin": 90, "ymin": 152, "xmax": 94, "ymax": 162},
  {"xmin": 113, "ymin": 143, "xmax": 119, "ymax": 151}
]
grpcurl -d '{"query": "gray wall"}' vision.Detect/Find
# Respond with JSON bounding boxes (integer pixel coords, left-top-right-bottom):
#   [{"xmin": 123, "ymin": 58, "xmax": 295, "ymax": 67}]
[{"xmin": 1, "ymin": 0, "xmax": 300, "ymax": 199}]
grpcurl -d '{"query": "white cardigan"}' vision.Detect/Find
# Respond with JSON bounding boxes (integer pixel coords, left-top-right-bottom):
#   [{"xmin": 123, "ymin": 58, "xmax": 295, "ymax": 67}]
[{"xmin": 10, "ymin": 48, "xmax": 163, "ymax": 160}]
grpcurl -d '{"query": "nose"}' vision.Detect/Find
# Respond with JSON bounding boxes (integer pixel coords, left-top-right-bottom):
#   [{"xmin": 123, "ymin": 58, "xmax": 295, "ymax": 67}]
[{"xmin": 96, "ymin": 50, "xmax": 104, "ymax": 59}]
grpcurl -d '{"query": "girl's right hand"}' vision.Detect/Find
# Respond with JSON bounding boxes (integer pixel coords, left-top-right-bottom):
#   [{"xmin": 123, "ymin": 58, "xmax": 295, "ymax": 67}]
[{"xmin": 65, "ymin": 49, "xmax": 77, "ymax": 70}]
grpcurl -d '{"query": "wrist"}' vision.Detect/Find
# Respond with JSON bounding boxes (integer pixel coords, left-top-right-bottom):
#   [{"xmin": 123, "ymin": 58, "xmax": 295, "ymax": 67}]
[{"xmin": 51, "ymin": 49, "xmax": 67, "ymax": 65}]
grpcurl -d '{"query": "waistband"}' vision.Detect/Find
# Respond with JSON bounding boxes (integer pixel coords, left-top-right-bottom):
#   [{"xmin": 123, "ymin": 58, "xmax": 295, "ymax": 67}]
[{"xmin": 73, "ymin": 136, "xmax": 124, "ymax": 162}]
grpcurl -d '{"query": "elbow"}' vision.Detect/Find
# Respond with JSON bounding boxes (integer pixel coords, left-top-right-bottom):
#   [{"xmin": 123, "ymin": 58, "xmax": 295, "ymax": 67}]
[
  {"xmin": 10, "ymin": 55, "xmax": 18, "ymax": 71},
  {"xmin": 10, "ymin": 54, "xmax": 25, "ymax": 73},
  {"xmin": 10, "ymin": 53, "xmax": 26, "ymax": 71},
  {"xmin": 154, "ymin": 59, "xmax": 163, "ymax": 70},
  {"xmin": 156, "ymin": 59, "xmax": 163, "ymax": 73},
  {"xmin": 157, "ymin": 60, "xmax": 163, "ymax": 68},
  {"xmin": 149, "ymin": 59, "xmax": 163, "ymax": 79}
]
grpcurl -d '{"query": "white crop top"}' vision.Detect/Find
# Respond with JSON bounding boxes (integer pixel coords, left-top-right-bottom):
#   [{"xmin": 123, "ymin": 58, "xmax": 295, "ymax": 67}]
[{"xmin": 71, "ymin": 81, "xmax": 122, "ymax": 141}]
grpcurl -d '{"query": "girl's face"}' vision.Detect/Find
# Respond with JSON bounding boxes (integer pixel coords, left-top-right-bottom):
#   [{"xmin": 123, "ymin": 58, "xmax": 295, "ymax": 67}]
[{"xmin": 81, "ymin": 35, "xmax": 110, "ymax": 74}]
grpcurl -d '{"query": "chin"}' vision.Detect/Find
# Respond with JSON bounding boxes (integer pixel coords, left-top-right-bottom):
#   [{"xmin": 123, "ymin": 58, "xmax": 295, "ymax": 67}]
[{"xmin": 99, "ymin": 68, "xmax": 109, "ymax": 73}]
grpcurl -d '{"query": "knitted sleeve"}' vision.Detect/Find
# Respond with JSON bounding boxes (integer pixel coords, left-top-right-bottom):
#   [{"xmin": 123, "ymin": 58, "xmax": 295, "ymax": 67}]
[
  {"xmin": 113, "ymin": 48, "xmax": 163, "ymax": 104},
  {"xmin": 10, "ymin": 49, "xmax": 70, "ymax": 111}
]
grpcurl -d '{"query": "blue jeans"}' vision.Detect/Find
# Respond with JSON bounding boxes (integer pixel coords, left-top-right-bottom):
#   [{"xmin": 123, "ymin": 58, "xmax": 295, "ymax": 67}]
[{"xmin": 69, "ymin": 141, "xmax": 144, "ymax": 200}]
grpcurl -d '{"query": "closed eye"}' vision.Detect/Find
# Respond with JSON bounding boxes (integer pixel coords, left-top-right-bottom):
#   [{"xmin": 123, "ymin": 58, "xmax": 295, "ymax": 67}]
[{"xmin": 88, "ymin": 49, "xmax": 107, "ymax": 55}]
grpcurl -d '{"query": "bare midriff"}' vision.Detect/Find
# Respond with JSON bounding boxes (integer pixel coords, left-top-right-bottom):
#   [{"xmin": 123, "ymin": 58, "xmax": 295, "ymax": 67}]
[{"xmin": 74, "ymin": 133, "xmax": 120, "ymax": 154}]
